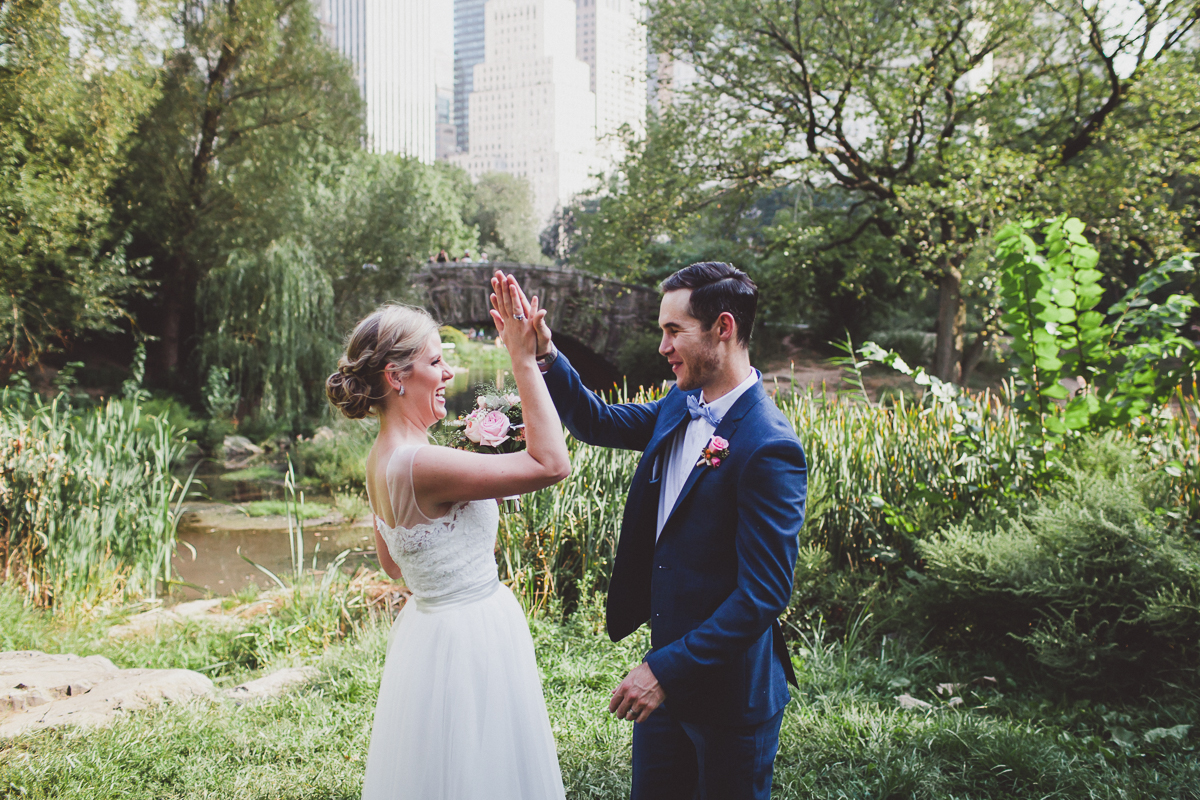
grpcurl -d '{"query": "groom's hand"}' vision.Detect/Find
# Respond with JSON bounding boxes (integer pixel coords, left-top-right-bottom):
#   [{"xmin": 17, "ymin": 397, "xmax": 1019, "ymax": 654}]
[{"xmin": 609, "ymin": 662, "xmax": 665, "ymax": 724}]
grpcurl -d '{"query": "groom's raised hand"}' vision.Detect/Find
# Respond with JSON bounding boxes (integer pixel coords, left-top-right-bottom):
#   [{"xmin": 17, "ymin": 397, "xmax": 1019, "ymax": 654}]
[{"xmin": 609, "ymin": 662, "xmax": 665, "ymax": 724}]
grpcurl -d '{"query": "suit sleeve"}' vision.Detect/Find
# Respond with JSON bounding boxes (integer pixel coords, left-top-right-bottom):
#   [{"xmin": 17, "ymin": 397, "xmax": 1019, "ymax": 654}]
[
  {"xmin": 543, "ymin": 349, "xmax": 662, "ymax": 452},
  {"xmin": 644, "ymin": 436, "xmax": 807, "ymax": 690}
]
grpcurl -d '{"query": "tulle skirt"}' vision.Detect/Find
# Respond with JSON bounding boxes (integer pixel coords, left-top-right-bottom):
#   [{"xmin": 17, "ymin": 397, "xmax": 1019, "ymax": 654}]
[{"xmin": 361, "ymin": 578, "xmax": 566, "ymax": 800}]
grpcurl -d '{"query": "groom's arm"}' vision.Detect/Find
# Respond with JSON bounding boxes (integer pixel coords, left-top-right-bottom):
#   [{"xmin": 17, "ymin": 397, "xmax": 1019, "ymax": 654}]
[
  {"xmin": 542, "ymin": 348, "xmax": 663, "ymax": 452},
  {"xmin": 644, "ymin": 437, "xmax": 807, "ymax": 690}
]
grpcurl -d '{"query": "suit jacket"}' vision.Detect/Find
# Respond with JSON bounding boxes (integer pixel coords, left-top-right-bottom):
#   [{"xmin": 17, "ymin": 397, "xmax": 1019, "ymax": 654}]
[{"xmin": 544, "ymin": 352, "xmax": 808, "ymax": 725}]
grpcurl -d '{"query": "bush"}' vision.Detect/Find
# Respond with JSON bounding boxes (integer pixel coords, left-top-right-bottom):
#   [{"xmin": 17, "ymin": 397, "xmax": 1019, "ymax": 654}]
[
  {"xmin": 912, "ymin": 438, "xmax": 1200, "ymax": 687},
  {"xmin": 296, "ymin": 420, "xmax": 374, "ymax": 492}
]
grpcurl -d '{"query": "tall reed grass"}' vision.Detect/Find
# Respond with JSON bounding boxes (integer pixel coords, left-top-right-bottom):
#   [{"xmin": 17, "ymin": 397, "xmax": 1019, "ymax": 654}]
[
  {"xmin": 0, "ymin": 394, "xmax": 191, "ymax": 604},
  {"xmin": 495, "ymin": 385, "xmax": 1034, "ymax": 612}
]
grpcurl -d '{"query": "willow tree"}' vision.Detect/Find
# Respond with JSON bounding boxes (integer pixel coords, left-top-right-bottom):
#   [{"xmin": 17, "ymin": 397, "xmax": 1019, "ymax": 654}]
[
  {"xmin": 645, "ymin": 0, "xmax": 1200, "ymax": 381},
  {"xmin": 196, "ymin": 239, "xmax": 336, "ymax": 426},
  {"xmin": 0, "ymin": 0, "xmax": 158, "ymax": 368}
]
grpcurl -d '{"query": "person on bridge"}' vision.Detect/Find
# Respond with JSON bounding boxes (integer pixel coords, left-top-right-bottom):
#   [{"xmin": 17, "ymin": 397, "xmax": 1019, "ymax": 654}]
[{"xmin": 490, "ymin": 265, "xmax": 808, "ymax": 800}]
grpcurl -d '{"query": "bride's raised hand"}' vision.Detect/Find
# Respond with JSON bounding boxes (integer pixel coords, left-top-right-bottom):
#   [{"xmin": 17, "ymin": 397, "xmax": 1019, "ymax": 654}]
[{"xmin": 490, "ymin": 273, "xmax": 546, "ymax": 362}]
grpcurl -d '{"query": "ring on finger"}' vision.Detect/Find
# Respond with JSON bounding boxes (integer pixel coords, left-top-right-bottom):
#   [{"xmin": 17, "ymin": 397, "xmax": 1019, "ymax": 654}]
[{"xmin": 514, "ymin": 313, "xmax": 526, "ymax": 321}]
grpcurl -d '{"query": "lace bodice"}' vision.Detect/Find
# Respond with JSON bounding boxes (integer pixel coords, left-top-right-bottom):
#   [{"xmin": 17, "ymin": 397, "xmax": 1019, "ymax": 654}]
[
  {"xmin": 368, "ymin": 445, "xmax": 500, "ymax": 599},
  {"xmin": 376, "ymin": 500, "xmax": 500, "ymax": 598}
]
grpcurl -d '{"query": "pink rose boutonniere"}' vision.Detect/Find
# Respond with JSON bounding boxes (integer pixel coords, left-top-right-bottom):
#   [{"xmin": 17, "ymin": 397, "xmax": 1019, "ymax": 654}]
[{"xmin": 697, "ymin": 435, "xmax": 730, "ymax": 468}]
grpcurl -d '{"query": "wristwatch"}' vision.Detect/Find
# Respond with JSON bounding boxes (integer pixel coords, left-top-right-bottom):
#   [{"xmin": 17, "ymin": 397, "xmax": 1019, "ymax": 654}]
[{"xmin": 536, "ymin": 343, "xmax": 559, "ymax": 372}]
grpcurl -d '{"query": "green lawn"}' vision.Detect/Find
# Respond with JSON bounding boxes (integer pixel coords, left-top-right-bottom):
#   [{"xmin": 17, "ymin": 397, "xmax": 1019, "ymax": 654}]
[{"xmin": 1, "ymin": 596, "xmax": 1196, "ymax": 799}]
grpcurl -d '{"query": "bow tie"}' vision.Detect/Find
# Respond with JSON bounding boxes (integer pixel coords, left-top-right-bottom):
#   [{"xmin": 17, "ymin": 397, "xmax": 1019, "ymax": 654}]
[{"xmin": 686, "ymin": 394, "xmax": 723, "ymax": 428}]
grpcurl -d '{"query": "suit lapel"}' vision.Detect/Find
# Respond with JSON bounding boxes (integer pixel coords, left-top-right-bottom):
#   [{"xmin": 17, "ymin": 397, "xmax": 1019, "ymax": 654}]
[{"xmin": 659, "ymin": 379, "xmax": 767, "ymax": 537}]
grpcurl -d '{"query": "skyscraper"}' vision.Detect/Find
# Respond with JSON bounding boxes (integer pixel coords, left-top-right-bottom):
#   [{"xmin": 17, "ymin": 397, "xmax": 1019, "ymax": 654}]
[
  {"xmin": 453, "ymin": 0, "xmax": 487, "ymax": 154},
  {"xmin": 576, "ymin": 0, "xmax": 646, "ymax": 146},
  {"xmin": 457, "ymin": 0, "xmax": 598, "ymax": 223},
  {"xmin": 318, "ymin": 0, "xmax": 452, "ymax": 163}
]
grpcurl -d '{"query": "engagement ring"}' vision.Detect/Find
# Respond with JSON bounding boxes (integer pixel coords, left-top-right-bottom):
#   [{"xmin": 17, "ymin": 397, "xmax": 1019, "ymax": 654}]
[{"xmin": 514, "ymin": 313, "xmax": 526, "ymax": 321}]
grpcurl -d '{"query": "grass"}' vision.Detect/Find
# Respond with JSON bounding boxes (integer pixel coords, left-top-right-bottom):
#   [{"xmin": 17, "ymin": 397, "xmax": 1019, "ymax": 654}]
[
  {"xmin": 221, "ymin": 466, "xmax": 281, "ymax": 483},
  {"xmin": 1, "ymin": 586, "xmax": 1196, "ymax": 800},
  {"xmin": 242, "ymin": 500, "xmax": 333, "ymax": 520}
]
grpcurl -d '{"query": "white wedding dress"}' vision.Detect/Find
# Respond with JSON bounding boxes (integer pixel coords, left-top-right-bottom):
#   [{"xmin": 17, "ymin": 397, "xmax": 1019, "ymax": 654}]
[{"xmin": 361, "ymin": 444, "xmax": 565, "ymax": 800}]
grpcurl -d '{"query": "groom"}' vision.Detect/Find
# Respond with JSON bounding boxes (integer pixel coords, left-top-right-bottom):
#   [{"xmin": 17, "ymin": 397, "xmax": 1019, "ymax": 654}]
[{"xmin": 492, "ymin": 263, "xmax": 807, "ymax": 799}]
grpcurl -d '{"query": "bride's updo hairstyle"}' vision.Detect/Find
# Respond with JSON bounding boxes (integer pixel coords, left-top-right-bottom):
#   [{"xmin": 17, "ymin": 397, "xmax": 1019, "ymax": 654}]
[{"xmin": 326, "ymin": 304, "xmax": 439, "ymax": 419}]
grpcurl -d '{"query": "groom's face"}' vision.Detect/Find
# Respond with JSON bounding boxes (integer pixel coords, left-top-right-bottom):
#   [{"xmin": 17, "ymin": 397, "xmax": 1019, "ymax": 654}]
[{"xmin": 658, "ymin": 289, "xmax": 720, "ymax": 391}]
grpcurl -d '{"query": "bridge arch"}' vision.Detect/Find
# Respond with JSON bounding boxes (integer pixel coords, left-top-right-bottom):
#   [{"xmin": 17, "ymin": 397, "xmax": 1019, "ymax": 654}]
[{"xmin": 413, "ymin": 262, "xmax": 661, "ymax": 390}]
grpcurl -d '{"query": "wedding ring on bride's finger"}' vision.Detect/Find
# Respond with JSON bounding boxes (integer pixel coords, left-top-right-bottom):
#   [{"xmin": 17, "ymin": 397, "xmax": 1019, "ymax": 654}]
[{"xmin": 514, "ymin": 313, "xmax": 526, "ymax": 321}]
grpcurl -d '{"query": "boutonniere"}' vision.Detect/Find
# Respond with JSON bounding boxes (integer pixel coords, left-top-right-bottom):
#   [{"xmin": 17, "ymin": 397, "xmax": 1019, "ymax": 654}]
[{"xmin": 696, "ymin": 435, "xmax": 730, "ymax": 468}]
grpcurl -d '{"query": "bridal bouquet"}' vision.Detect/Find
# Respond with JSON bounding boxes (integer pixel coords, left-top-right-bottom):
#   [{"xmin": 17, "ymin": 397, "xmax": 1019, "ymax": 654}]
[{"xmin": 445, "ymin": 392, "xmax": 526, "ymax": 454}]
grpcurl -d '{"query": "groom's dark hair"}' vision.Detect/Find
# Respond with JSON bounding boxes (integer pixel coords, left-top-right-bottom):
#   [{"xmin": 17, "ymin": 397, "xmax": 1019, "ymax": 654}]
[{"xmin": 660, "ymin": 262, "xmax": 758, "ymax": 347}]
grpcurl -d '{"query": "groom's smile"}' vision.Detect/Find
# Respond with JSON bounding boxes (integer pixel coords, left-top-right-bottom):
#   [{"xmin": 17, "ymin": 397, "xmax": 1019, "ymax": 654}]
[{"xmin": 658, "ymin": 289, "xmax": 722, "ymax": 393}]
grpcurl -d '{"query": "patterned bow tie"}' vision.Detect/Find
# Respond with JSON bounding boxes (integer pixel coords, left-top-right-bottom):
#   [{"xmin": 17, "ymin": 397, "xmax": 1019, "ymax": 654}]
[{"xmin": 686, "ymin": 394, "xmax": 723, "ymax": 428}]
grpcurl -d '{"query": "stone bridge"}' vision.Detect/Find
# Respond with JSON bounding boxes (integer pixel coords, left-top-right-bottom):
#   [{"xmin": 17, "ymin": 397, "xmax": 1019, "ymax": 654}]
[{"xmin": 413, "ymin": 262, "xmax": 661, "ymax": 389}]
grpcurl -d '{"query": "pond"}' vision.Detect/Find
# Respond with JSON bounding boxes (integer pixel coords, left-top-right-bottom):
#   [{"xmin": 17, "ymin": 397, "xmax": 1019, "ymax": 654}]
[{"xmin": 169, "ymin": 358, "xmax": 509, "ymax": 600}]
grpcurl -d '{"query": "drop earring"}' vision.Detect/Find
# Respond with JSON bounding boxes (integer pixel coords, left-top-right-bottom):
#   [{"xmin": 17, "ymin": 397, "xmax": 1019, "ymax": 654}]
[{"xmin": 398, "ymin": 385, "xmax": 405, "ymax": 396}]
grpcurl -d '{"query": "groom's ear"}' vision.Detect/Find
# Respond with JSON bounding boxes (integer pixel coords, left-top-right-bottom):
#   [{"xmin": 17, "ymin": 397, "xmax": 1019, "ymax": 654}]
[{"xmin": 714, "ymin": 311, "xmax": 738, "ymax": 343}]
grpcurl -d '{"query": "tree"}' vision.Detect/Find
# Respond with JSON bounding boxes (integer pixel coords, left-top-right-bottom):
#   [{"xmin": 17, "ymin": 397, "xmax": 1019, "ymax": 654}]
[
  {"xmin": 196, "ymin": 238, "xmax": 335, "ymax": 426},
  {"xmin": 116, "ymin": 0, "xmax": 363, "ymax": 381},
  {"xmin": 308, "ymin": 155, "xmax": 477, "ymax": 330},
  {"xmin": 465, "ymin": 172, "xmax": 543, "ymax": 263},
  {"xmin": 644, "ymin": 0, "xmax": 1200, "ymax": 381},
  {"xmin": 0, "ymin": 0, "xmax": 158, "ymax": 369}
]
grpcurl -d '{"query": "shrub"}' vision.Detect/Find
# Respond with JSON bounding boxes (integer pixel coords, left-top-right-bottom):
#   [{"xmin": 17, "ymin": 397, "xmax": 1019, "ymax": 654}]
[{"xmin": 913, "ymin": 438, "xmax": 1200, "ymax": 687}]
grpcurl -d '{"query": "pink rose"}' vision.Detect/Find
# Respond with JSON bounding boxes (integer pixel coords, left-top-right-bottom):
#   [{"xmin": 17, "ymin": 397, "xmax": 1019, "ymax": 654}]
[
  {"xmin": 710, "ymin": 436, "xmax": 729, "ymax": 451},
  {"xmin": 711, "ymin": 457, "xmax": 722, "ymax": 468},
  {"xmin": 464, "ymin": 414, "xmax": 484, "ymax": 444},
  {"xmin": 478, "ymin": 410, "xmax": 511, "ymax": 447},
  {"xmin": 504, "ymin": 393, "xmax": 520, "ymax": 406}
]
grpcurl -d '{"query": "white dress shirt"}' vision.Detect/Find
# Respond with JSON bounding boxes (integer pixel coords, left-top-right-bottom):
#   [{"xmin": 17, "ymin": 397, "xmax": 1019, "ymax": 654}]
[{"xmin": 656, "ymin": 368, "xmax": 760, "ymax": 540}]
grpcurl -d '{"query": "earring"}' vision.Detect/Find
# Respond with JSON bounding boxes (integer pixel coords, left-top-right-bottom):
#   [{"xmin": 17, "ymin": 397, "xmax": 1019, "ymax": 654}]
[{"xmin": 398, "ymin": 385, "xmax": 405, "ymax": 396}]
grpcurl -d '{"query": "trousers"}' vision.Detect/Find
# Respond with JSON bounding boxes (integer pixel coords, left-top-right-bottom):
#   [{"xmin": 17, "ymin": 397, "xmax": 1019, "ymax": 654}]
[{"xmin": 630, "ymin": 703, "xmax": 786, "ymax": 800}]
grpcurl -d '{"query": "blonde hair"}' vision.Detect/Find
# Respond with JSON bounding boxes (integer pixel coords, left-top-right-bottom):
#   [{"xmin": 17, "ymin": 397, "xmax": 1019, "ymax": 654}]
[{"xmin": 326, "ymin": 304, "xmax": 439, "ymax": 419}]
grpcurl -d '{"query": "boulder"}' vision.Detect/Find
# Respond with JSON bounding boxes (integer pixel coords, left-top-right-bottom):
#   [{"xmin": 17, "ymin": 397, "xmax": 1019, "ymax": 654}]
[
  {"xmin": 222, "ymin": 435, "xmax": 264, "ymax": 459},
  {"xmin": 225, "ymin": 666, "xmax": 318, "ymax": 705},
  {"xmin": 0, "ymin": 651, "xmax": 213, "ymax": 738}
]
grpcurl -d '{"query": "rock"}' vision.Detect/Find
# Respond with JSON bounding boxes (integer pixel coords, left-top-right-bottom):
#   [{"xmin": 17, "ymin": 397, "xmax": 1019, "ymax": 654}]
[
  {"xmin": 225, "ymin": 667, "xmax": 318, "ymax": 705},
  {"xmin": 0, "ymin": 651, "xmax": 213, "ymax": 738},
  {"xmin": 895, "ymin": 693, "xmax": 932, "ymax": 710},
  {"xmin": 107, "ymin": 598, "xmax": 240, "ymax": 639},
  {"xmin": 222, "ymin": 435, "xmax": 264, "ymax": 459},
  {"xmin": 311, "ymin": 426, "xmax": 336, "ymax": 443}
]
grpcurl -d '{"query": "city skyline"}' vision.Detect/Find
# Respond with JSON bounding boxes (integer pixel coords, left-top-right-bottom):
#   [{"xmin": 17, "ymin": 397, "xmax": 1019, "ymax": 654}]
[{"xmin": 320, "ymin": 0, "xmax": 651, "ymax": 219}]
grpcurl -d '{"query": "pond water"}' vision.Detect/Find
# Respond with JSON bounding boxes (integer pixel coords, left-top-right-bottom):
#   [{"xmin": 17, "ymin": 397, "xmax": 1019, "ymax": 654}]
[{"xmin": 169, "ymin": 368, "xmax": 505, "ymax": 600}]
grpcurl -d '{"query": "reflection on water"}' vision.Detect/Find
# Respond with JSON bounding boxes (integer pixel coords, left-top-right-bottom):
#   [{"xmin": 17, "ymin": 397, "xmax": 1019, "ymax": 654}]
[
  {"xmin": 171, "ymin": 518, "xmax": 377, "ymax": 600},
  {"xmin": 444, "ymin": 366, "xmax": 510, "ymax": 419}
]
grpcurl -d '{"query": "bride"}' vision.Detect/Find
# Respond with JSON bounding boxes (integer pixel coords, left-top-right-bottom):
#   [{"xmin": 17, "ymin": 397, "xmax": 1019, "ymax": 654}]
[{"xmin": 324, "ymin": 277, "xmax": 570, "ymax": 799}]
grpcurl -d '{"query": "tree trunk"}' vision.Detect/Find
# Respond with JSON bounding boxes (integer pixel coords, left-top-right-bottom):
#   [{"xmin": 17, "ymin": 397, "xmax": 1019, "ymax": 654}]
[
  {"xmin": 960, "ymin": 330, "xmax": 991, "ymax": 386},
  {"xmin": 934, "ymin": 266, "xmax": 964, "ymax": 383}
]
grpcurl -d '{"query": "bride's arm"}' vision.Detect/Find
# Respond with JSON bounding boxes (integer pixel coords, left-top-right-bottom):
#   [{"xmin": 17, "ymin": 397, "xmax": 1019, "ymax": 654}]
[{"xmin": 412, "ymin": 276, "xmax": 571, "ymax": 504}]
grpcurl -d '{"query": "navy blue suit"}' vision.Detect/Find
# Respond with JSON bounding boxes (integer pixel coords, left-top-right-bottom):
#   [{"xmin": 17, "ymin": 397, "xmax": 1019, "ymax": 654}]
[{"xmin": 544, "ymin": 352, "xmax": 807, "ymax": 799}]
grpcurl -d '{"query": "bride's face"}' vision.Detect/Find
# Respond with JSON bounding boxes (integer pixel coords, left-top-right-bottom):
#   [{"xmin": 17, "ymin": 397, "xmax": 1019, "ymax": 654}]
[{"xmin": 400, "ymin": 332, "xmax": 455, "ymax": 427}]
